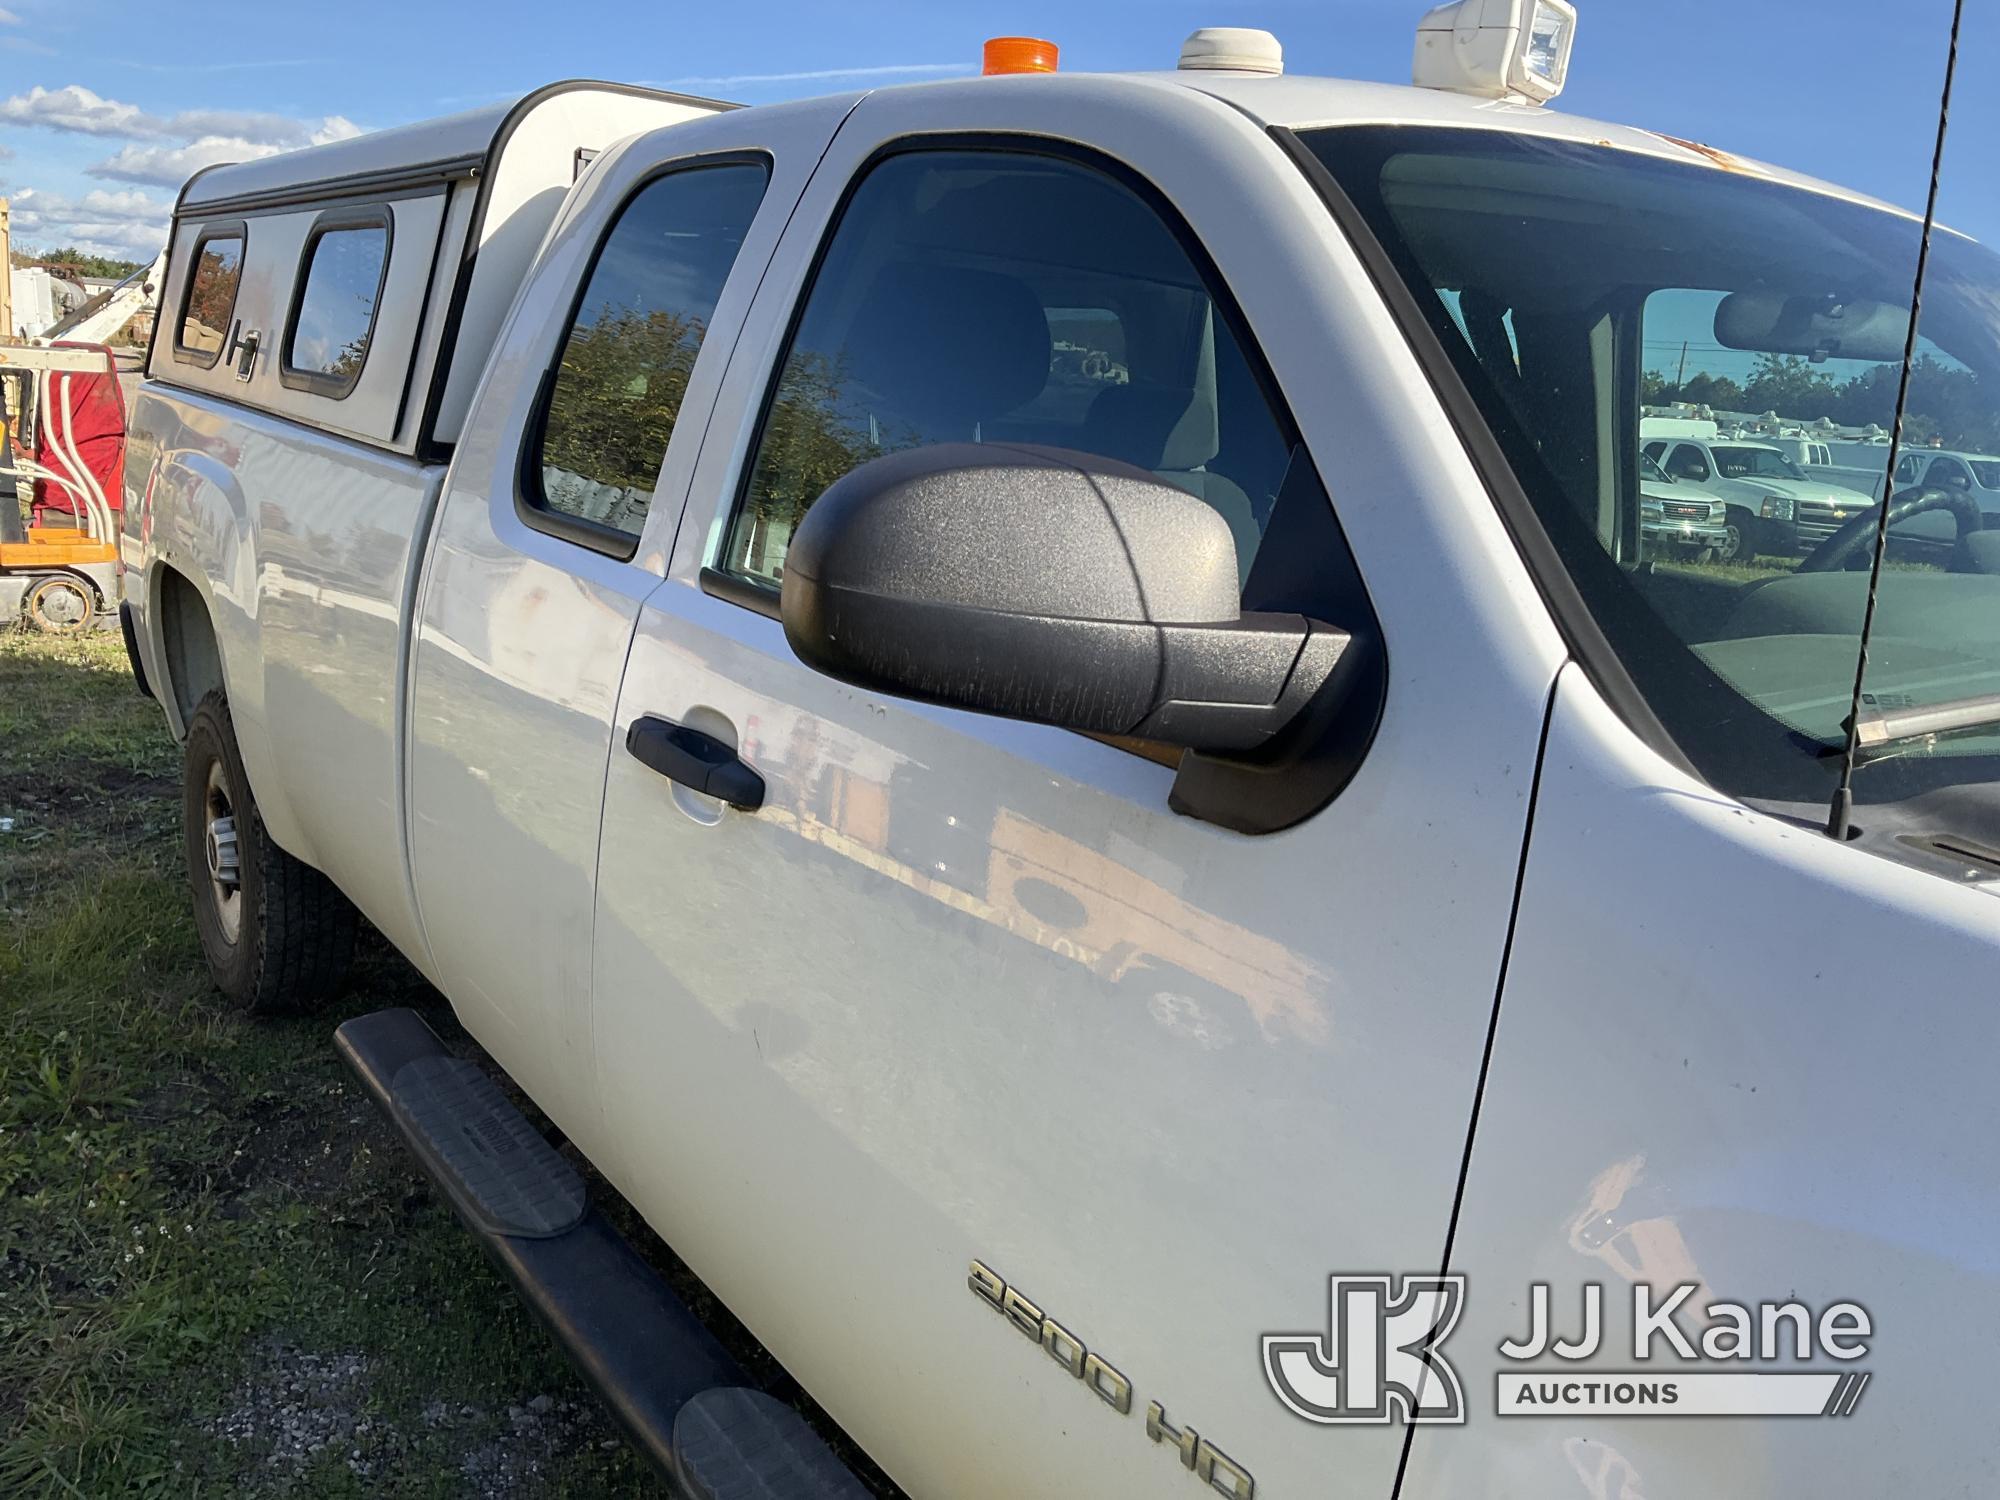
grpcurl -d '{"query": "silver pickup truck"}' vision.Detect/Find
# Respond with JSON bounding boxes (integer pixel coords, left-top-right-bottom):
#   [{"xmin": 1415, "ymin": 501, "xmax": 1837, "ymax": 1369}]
[
  {"xmin": 120, "ymin": 8, "xmax": 2000, "ymax": 1497},
  {"xmin": 1639, "ymin": 450, "xmax": 1730, "ymax": 560}
]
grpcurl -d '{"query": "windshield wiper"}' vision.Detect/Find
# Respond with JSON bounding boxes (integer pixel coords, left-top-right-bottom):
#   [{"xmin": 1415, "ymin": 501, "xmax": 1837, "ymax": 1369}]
[{"xmin": 1850, "ymin": 693, "xmax": 2000, "ymax": 759}]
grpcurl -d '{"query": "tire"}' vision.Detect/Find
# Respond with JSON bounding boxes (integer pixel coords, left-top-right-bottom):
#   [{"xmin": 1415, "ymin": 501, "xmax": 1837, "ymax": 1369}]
[
  {"xmin": 1720, "ymin": 510, "xmax": 1761, "ymax": 564},
  {"xmin": 182, "ymin": 690, "xmax": 356, "ymax": 1012},
  {"xmin": 25, "ymin": 573, "xmax": 96, "ymax": 633}
]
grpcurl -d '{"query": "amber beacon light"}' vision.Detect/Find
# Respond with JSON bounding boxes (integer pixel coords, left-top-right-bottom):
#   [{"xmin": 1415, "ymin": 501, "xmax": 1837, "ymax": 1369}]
[{"xmin": 982, "ymin": 36, "xmax": 1060, "ymax": 74}]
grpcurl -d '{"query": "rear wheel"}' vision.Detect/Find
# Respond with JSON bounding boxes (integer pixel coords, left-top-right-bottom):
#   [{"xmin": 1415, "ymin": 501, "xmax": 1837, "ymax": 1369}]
[
  {"xmin": 25, "ymin": 573, "xmax": 95, "ymax": 632},
  {"xmin": 182, "ymin": 690, "xmax": 356, "ymax": 1013}
]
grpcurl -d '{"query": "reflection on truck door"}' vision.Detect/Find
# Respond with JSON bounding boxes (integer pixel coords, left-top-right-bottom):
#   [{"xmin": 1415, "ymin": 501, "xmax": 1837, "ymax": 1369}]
[{"xmin": 585, "ymin": 86, "xmax": 1568, "ymax": 1500}]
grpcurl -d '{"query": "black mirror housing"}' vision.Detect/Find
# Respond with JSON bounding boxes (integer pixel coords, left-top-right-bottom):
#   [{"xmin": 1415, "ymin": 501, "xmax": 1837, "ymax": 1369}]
[
  {"xmin": 1714, "ymin": 291, "xmax": 1910, "ymax": 364},
  {"xmin": 780, "ymin": 444, "xmax": 1353, "ymax": 756}
]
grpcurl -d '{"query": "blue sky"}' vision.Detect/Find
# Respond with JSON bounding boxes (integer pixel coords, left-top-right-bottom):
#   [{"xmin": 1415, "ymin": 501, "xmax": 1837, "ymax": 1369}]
[{"xmin": 0, "ymin": 0, "xmax": 1985, "ymax": 311}]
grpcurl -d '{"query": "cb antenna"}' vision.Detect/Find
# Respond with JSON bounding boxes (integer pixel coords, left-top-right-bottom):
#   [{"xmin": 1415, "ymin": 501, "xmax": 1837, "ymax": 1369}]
[{"xmin": 1827, "ymin": 0, "xmax": 1966, "ymax": 841}]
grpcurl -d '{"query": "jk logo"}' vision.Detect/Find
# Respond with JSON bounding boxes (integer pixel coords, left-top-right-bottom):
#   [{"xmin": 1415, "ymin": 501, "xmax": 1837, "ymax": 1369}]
[{"xmin": 1263, "ymin": 1275, "xmax": 1467, "ymax": 1425}]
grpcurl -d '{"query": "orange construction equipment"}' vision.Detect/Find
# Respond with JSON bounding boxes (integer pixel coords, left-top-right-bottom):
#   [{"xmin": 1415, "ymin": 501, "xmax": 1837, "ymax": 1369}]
[{"xmin": 0, "ymin": 341, "xmax": 125, "ymax": 631}]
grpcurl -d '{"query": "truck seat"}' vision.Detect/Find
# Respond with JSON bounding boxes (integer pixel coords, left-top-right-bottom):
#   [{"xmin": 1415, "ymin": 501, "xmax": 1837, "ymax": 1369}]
[
  {"xmin": 1080, "ymin": 383, "xmax": 1259, "ymax": 584},
  {"xmin": 843, "ymin": 262, "xmax": 1051, "ymax": 447}
]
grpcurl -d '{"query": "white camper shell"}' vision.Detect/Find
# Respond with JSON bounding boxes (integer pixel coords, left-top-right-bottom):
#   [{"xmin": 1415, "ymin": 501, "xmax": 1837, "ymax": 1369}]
[{"xmin": 149, "ymin": 83, "xmax": 730, "ymax": 455}]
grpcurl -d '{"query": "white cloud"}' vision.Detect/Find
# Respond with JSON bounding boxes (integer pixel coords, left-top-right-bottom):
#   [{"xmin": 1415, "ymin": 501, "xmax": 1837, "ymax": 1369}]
[
  {"xmin": 17, "ymin": 186, "xmax": 164, "ymax": 222},
  {"xmin": 87, "ymin": 136, "xmax": 272, "ymax": 187},
  {"xmin": 89, "ymin": 118, "xmax": 360, "ymax": 187},
  {"xmin": 0, "ymin": 83, "xmax": 362, "ymax": 191},
  {"xmin": 0, "ymin": 141, "xmax": 14, "ymax": 160},
  {"xmin": 159, "ymin": 105, "xmax": 359, "ymax": 147},
  {"xmin": 0, "ymin": 84, "xmax": 148, "ymax": 137},
  {"xmin": 0, "ymin": 83, "xmax": 358, "ymax": 150},
  {"xmin": 7, "ymin": 184, "xmax": 169, "ymax": 259},
  {"xmin": 0, "ymin": 8, "xmax": 22, "ymax": 23}
]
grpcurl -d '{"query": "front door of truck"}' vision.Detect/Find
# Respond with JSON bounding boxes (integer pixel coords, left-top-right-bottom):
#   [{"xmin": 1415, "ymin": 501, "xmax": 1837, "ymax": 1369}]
[
  {"xmin": 590, "ymin": 84, "xmax": 1567, "ymax": 1499},
  {"xmin": 404, "ymin": 102, "xmax": 847, "ymax": 1166}
]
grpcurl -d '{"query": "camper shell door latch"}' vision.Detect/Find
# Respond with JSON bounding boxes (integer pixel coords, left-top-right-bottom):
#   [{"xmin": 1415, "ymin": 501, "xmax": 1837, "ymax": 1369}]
[{"xmin": 226, "ymin": 322, "xmax": 261, "ymax": 381}]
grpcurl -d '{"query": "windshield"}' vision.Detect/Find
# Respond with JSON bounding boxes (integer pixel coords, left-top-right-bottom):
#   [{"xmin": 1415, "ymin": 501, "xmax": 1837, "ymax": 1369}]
[
  {"xmin": 1711, "ymin": 445, "xmax": 1807, "ymax": 481},
  {"xmin": 1304, "ymin": 126, "xmax": 2000, "ymax": 807},
  {"xmin": 1640, "ymin": 453, "xmax": 1671, "ymax": 483}
]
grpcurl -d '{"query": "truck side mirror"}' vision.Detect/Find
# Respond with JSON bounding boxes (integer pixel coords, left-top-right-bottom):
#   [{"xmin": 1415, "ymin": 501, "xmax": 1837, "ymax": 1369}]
[{"xmin": 779, "ymin": 443, "xmax": 1355, "ymax": 757}]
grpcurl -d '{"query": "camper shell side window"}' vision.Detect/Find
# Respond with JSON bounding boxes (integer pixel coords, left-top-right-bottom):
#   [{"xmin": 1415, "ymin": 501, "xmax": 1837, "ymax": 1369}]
[
  {"xmin": 280, "ymin": 206, "xmax": 394, "ymax": 400},
  {"xmin": 148, "ymin": 85, "xmax": 732, "ymax": 453},
  {"xmin": 173, "ymin": 224, "xmax": 248, "ymax": 370}
]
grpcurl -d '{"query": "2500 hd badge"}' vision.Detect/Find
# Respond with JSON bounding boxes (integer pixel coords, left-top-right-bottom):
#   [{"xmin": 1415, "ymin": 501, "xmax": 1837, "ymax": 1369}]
[{"xmin": 969, "ymin": 1261, "xmax": 1256, "ymax": 1498}]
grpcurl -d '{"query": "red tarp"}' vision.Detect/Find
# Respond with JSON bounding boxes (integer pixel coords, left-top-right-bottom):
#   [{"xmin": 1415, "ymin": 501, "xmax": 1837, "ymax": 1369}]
[{"xmin": 31, "ymin": 343, "xmax": 127, "ymax": 530}]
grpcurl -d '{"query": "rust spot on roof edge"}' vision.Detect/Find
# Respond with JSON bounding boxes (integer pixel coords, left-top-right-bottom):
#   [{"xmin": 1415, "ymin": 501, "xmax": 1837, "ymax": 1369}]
[{"xmin": 1645, "ymin": 131, "xmax": 1758, "ymax": 174}]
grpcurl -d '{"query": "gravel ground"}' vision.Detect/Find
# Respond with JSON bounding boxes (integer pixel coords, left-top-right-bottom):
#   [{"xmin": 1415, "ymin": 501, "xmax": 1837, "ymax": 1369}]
[{"xmin": 208, "ymin": 1339, "xmax": 618, "ymax": 1496}]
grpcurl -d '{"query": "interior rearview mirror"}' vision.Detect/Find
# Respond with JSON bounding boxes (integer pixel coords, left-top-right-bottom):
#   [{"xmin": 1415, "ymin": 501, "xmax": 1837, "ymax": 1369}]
[
  {"xmin": 778, "ymin": 444, "xmax": 1356, "ymax": 758},
  {"xmin": 1714, "ymin": 292, "xmax": 1910, "ymax": 364}
]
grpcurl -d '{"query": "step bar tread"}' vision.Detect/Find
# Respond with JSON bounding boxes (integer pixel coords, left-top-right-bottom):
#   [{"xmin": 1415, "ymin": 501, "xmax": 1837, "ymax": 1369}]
[
  {"xmin": 334, "ymin": 1007, "xmax": 872, "ymax": 1499},
  {"xmin": 389, "ymin": 1052, "xmax": 586, "ymax": 1238},
  {"xmin": 674, "ymin": 1388, "xmax": 876, "ymax": 1500}
]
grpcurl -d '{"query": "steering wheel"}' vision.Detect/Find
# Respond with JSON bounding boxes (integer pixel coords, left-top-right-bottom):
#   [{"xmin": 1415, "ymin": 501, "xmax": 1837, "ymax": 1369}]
[{"xmin": 1796, "ymin": 484, "xmax": 1986, "ymax": 573}]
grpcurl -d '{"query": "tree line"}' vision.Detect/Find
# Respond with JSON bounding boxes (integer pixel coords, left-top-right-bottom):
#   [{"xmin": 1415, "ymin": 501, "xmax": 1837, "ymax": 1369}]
[
  {"xmin": 1645, "ymin": 351, "xmax": 1997, "ymax": 452},
  {"xmin": 10, "ymin": 246, "xmax": 147, "ymax": 279},
  {"xmin": 541, "ymin": 301, "xmax": 896, "ymax": 580}
]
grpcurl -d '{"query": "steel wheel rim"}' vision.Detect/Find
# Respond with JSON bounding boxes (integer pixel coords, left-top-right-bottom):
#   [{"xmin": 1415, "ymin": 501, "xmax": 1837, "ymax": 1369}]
[
  {"xmin": 203, "ymin": 759, "xmax": 243, "ymax": 944},
  {"xmin": 31, "ymin": 579, "xmax": 91, "ymax": 630}
]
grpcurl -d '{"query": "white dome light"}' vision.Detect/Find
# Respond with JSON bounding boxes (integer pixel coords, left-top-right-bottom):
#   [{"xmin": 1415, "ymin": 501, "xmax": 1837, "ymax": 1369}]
[{"xmin": 1177, "ymin": 28, "xmax": 1285, "ymax": 75}]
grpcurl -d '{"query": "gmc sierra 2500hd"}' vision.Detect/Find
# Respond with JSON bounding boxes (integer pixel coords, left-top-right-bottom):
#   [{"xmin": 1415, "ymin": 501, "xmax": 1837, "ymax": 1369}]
[{"xmin": 122, "ymin": 6, "xmax": 2000, "ymax": 1496}]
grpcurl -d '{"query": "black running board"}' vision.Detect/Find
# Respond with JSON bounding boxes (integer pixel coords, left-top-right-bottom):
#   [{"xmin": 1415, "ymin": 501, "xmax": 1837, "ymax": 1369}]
[{"xmin": 335, "ymin": 1008, "xmax": 871, "ymax": 1499}]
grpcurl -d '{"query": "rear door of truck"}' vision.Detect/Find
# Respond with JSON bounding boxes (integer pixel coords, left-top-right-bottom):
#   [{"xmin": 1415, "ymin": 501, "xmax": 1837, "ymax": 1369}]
[
  {"xmin": 589, "ymin": 77, "xmax": 1568, "ymax": 1499},
  {"xmin": 404, "ymin": 97, "xmax": 856, "ymax": 1167}
]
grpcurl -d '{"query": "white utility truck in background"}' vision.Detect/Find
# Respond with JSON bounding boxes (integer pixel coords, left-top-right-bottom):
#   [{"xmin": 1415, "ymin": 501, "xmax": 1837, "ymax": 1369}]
[
  {"xmin": 1639, "ymin": 427, "xmax": 1878, "ymax": 561},
  {"xmin": 121, "ymin": 4, "xmax": 2000, "ymax": 1496}
]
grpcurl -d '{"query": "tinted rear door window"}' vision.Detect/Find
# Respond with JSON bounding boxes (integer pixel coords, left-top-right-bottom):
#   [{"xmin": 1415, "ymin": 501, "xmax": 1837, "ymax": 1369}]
[{"xmin": 527, "ymin": 160, "xmax": 770, "ymax": 548}]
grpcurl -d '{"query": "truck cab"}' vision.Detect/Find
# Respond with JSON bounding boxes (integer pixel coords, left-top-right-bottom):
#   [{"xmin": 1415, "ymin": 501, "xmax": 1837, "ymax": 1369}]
[
  {"xmin": 1765, "ymin": 432, "xmax": 1837, "ymax": 470},
  {"xmin": 122, "ymin": 9, "xmax": 2000, "ymax": 1498}
]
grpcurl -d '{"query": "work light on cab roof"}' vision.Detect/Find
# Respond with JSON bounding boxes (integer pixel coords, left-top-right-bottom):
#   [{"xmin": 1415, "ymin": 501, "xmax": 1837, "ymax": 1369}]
[
  {"xmin": 1414, "ymin": 0, "xmax": 1578, "ymax": 103},
  {"xmin": 981, "ymin": 36, "xmax": 1059, "ymax": 74}
]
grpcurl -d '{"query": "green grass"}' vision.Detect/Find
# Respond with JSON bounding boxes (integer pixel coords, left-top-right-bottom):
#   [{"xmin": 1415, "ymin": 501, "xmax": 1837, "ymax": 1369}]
[
  {"xmin": 0, "ymin": 631, "xmax": 660, "ymax": 1497},
  {"xmin": 1653, "ymin": 555, "xmax": 1801, "ymax": 584}
]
